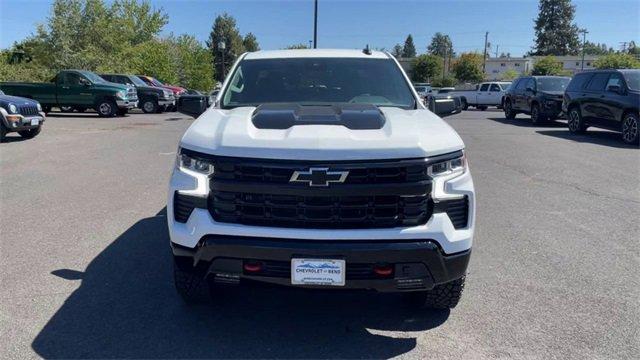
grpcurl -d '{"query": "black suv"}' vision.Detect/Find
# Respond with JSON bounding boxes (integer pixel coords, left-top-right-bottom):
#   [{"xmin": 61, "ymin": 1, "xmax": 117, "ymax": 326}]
[
  {"xmin": 563, "ymin": 69, "xmax": 639, "ymax": 144},
  {"xmin": 503, "ymin": 76, "xmax": 571, "ymax": 124},
  {"xmin": 100, "ymin": 74, "xmax": 176, "ymax": 114}
]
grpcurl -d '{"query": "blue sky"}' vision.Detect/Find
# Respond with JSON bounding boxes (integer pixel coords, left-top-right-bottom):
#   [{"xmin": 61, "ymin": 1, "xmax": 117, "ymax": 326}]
[{"xmin": 1, "ymin": 0, "xmax": 638, "ymax": 56}]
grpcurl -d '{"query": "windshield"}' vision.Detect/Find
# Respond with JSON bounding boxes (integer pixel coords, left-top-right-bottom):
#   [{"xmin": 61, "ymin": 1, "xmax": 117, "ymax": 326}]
[
  {"xmin": 222, "ymin": 58, "xmax": 416, "ymax": 109},
  {"xmin": 129, "ymin": 76, "xmax": 148, "ymax": 87},
  {"xmin": 80, "ymin": 71, "xmax": 107, "ymax": 84},
  {"xmin": 499, "ymin": 82, "xmax": 511, "ymax": 90},
  {"xmin": 537, "ymin": 77, "xmax": 570, "ymax": 91},
  {"xmin": 415, "ymin": 86, "xmax": 426, "ymax": 92},
  {"xmin": 622, "ymin": 71, "xmax": 640, "ymax": 91},
  {"xmin": 149, "ymin": 77, "xmax": 164, "ymax": 86}
]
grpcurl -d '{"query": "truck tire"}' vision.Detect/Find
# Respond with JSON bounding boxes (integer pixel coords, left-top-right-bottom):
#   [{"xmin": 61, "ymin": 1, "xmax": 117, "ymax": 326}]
[
  {"xmin": 567, "ymin": 107, "xmax": 587, "ymax": 134},
  {"xmin": 18, "ymin": 126, "xmax": 41, "ymax": 139},
  {"xmin": 173, "ymin": 256, "xmax": 211, "ymax": 304},
  {"xmin": 621, "ymin": 112, "xmax": 639, "ymax": 145},
  {"xmin": 461, "ymin": 98, "xmax": 468, "ymax": 111},
  {"xmin": 504, "ymin": 99, "xmax": 516, "ymax": 119},
  {"xmin": 96, "ymin": 99, "xmax": 117, "ymax": 117},
  {"xmin": 405, "ymin": 276, "xmax": 466, "ymax": 309},
  {"xmin": 141, "ymin": 98, "xmax": 159, "ymax": 114},
  {"xmin": 42, "ymin": 105, "xmax": 51, "ymax": 114},
  {"xmin": 530, "ymin": 103, "xmax": 546, "ymax": 125}
]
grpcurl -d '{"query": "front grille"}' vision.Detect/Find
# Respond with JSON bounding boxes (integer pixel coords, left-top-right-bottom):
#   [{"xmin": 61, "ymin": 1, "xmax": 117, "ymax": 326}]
[
  {"xmin": 18, "ymin": 105, "xmax": 39, "ymax": 116},
  {"xmin": 213, "ymin": 158, "xmax": 430, "ymax": 185},
  {"xmin": 211, "ymin": 192, "xmax": 431, "ymax": 229},
  {"xmin": 249, "ymin": 260, "xmax": 383, "ymax": 280}
]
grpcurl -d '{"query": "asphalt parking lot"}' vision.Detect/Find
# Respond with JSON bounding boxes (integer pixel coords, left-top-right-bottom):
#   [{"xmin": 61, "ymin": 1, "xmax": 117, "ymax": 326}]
[{"xmin": 1, "ymin": 109, "xmax": 638, "ymax": 359}]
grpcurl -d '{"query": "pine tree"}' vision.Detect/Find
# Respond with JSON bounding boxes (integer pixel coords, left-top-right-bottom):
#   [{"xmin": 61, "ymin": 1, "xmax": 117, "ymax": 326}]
[
  {"xmin": 531, "ymin": 0, "xmax": 580, "ymax": 55},
  {"xmin": 391, "ymin": 44, "xmax": 403, "ymax": 58},
  {"xmin": 402, "ymin": 35, "xmax": 416, "ymax": 58},
  {"xmin": 206, "ymin": 13, "xmax": 245, "ymax": 81}
]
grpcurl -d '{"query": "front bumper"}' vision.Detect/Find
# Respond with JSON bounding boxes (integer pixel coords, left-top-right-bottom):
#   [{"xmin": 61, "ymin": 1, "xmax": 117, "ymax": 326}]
[
  {"xmin": 158, "ymin": 98, "xmax": 176, "ymax": 106},
  {"xmin": 116, "ymin": 99, "xmax": 138, "ymax": 109},
  {"xmin": 541, "ymin": 100, "xmax": 563, "ymax": 117},
  {"xmin": 1, "ymin": 112, "xmax": 45, "ymax": 131},
  {"xmin": 172, "ymin": 235, "xmax": 470, "ymax": 292}
]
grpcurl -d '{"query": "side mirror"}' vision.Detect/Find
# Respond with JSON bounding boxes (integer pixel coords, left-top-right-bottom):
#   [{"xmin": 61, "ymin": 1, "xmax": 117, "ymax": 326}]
[
  {"xmin": 607, "ymin": 84, "xmax": 622, "ymax": 94},
  {"xmin": 178, "ymin": 95, "xmax": 207, "ymax": 118},
  {"xmin": 427, "ymin": 95, "xmax": 462, "ymax": 118},
  {"xmin": 525, "ymin": 86, "xmax": 534, "ymax": 92}
]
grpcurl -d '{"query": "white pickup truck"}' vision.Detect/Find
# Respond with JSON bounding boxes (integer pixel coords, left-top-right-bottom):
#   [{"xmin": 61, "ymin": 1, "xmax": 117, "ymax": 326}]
[{"xmin": 449, "ymin": 81, "xmax": 511, "ymax": 110}]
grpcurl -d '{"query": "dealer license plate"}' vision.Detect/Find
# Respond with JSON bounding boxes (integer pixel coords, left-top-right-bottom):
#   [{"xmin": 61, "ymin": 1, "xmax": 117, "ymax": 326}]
[
  {"xmin": 291, "ymin": 258, "xmax": 345, "ymax": 286},
  {"xmin": 30, "ymin": 118, "xmax": 39, "ymax": 126}
]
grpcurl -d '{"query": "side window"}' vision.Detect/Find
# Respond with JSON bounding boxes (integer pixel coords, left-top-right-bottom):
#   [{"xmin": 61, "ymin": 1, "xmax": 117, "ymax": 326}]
[
  {"xmin": 515, "ymin": 79, "xmax": 528, "ymax": 90},
  {"xmin": 120, "ymin": 76, "xmax": 134, "ymax": 86},
  {"xmin": 62, "ymin": 73, "xmax": 82, "ymax": 86},
  {"xmin": 490, "ymin": 84, "xmax": 501, "ymax": 92},
  {"xmin": 479, "ymin": 84, "xmax": 490, "ymax": 91},
  {"xmin": 586, "ymin": 73, "xmax": 610, "ymax": 92},
  {"xmin": 566, "ymin": 74, "xmax": 592, "ymax": 91},
  {"xmin": 526, "ymin": 78, "xmax": 536, "ymax": 90},
  {"xmin": 605, "ymin": 73, "xmax": 623, "ymax": 90}
]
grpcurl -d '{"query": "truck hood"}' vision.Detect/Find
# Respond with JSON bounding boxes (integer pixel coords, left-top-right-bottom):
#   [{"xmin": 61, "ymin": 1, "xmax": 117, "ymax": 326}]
[
  {"xmin": 180, "ymin": 106, "xmax": 465, "ymax": 161},
  {"xmin": 0, "ymin": 94, "xmax": 39, "ymax": 106}
]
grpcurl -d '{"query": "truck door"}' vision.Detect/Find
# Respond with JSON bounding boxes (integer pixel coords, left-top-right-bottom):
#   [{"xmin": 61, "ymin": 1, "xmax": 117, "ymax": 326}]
[
  {"xmin": 480, "ymin": 83, "xmax": 502, "ymax": 105},
  {"xmin": 58, "ymin": 72, "xmax": 93, "ymax": 106},
  {"xmin": 582, "ymin": 72, "xmax": 610, "ymax": 126},
  {"xmin": 601, "ymin": 72, "xmax": 627, "ymax": 129},
  {"xmin": 476, "ymin": 83, "xmax": 489, "ymax": 104}
]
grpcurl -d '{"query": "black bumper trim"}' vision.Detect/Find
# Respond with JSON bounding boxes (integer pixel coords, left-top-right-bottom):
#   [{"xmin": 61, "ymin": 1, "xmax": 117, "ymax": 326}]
[{"xmin": 171, "ymin": 235, "xmax": 470, "ymax": 292}]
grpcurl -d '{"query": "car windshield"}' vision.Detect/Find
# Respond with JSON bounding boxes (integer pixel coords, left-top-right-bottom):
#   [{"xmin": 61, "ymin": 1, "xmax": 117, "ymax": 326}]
[
  {"xmin": 80, "ymin": 71, "xmax": 107, "ymax": 84},
  {"xmin": 622, "ymin": 71, "xmax": 640, "ymax": 91},
  {"xmin": 129, "ymin": 76, "xmax": 148, "ymax": 87},
  {"xmin": 415, "ymin": 86, "xmax": 426, "ymax": 92},
  {"xmin": 222, "ymin": 58, "xmax": 416, "ymax": 109},
  {"xmin": 500, "ymin": 83, "xmax": 511, "ymax": 90},
  {"xmin": 537, "ymin": 77, "xmax": 570, "ymax": 91},
  {"xmin": 149, "ymin": 77, "xmax": 164, "ymax": 86}
]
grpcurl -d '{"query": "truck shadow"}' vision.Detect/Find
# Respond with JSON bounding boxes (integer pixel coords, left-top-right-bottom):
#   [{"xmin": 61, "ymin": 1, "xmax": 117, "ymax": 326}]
[
  {"xmin": 487, "ymin": 116, "xmax": 566, "ymax": 128},
  {"xmin": 32, "ymin": 208, "xmax": 448, "ymax": 359},
  {"xmin": 537, "ymin": 130, "xmax": 637, "ymax": 149}
]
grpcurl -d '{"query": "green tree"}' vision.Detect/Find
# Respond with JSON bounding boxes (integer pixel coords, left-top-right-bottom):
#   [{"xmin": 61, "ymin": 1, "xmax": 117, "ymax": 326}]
[
  {"xmin": 501, "ymin": 69, "xmax": 519, "ymax": 80},
  {"xmin": 531, "ymin": 0, "xmax": 580, "ymax": 55},
  {"xmin": 593, "ymin": 53, "xmax": 640, "ymax": 69},
  {"xmin": 431, "ymin": 75, "xmax": 456, "ymax": 88},
  {"xmin": 126, "ymin": 39, "xmax": 176, "ymax": 83},
  {"xmin": 171, "ymin": 35, "xmax": 215, "ymax": 90},
  {"xmin": 402, "ymin": 35, "xmax": 416, "ymax": 58},
  {"xmin": 532, "ymin": 55, "xmax": 564, "ymax": 75},
  {"xmin": 391, "ymin": 44, "xmax": 403, "ymax": 58},
  {"xmin": 242, "ymin": 32, "xmax": 260, "ymax": 52},
  {"xmin": 627, "ymin": 41, "xmax": 640, "ymax": 56},
  {"xmin": 452, "ymin": 52, "xmax": 484, "ymax": 82},
  {"xmin": 582, "ymin": 41, "xmax": 612, "ymax": 55},
  {"xmin": 207, "ymin": 13, "xmax": 245, "ymax": 81},
  {"xmin": 411, "ymin": 54, "xmax": 442, "ymax": 83},
  {"xmin": 427, "ymin": 32, "xmax": 454, "ymax": 57}
]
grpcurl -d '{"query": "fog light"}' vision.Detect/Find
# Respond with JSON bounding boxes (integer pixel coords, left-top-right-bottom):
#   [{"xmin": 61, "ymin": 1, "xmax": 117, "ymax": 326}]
[{"xmin": 243, "ymin": 261, "xmax": 264, "ymax": 273}]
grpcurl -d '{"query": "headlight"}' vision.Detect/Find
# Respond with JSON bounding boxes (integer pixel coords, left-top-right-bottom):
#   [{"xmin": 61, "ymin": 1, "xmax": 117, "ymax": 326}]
[
  {"xmin": 178, "ymin": 150, "xmax": 214, "ymax": 175},
  {"xmin": 36, "ymin": 103, "xmax": 42, "ymax": 111},
  {"xmin": 428, "ymin": 153, "xmax": 466, "ymax": 178},
  {"xmin": 8, "ymin": 103, "xmax": 18, "ymax": 114},
  {"xmin": 428, "ymin": 152, "xmax": 467, "ymax": 200},
  {"xmin": 116, "ymin": 90, "xmax": 127, "ymax": 99},
  {"xmin": 163, "ymin": 90, "xmax": 171, "ymax": 98}
]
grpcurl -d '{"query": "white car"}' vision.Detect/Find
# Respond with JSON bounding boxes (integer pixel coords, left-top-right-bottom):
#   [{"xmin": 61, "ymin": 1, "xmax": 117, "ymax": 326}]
[
  {"xmin": 449, "ymin": 81, "xmax": 512, "ymax": 110},
  {"xmin": 168, "ymin": 49, "xmax": 475, "ymax": 309}
]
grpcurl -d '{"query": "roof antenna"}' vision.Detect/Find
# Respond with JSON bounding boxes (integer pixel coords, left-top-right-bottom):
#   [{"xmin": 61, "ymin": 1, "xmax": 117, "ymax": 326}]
[{"xmin": 363, "ymin": 44, "xmax": 371, "ymax": 55}]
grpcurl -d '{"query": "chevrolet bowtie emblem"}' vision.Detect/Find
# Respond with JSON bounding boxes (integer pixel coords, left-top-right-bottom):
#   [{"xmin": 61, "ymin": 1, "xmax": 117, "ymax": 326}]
[{"xmin": 290, "ymin": 168, "xmax": 349, "ymax": 187}]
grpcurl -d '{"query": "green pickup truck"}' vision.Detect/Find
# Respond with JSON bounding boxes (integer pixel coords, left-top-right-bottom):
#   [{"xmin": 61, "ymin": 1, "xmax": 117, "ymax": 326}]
[{"xmin": 0, "ymin": 70, "xmax": 138, "ymax": 117}]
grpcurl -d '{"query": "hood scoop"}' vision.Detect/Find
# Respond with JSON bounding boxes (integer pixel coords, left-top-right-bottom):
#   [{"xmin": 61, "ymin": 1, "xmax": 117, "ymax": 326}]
[{"xmin": 251, "ymin": 103, "xmax": 386, "ymax": 130}]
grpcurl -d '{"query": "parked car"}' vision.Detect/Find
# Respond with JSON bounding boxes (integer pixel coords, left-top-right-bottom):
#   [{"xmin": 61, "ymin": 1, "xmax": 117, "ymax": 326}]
[
  {"xmin": 0, "ymin": 89, "xmax": 45, "ymax": 142},
  {"xmin": 448, "ymin": 81, "xmax": 511, "ymax": 110},
  {"xmin": 413, "ymin": 83, "xmax": 432, "ymax": 98},
  {"xmin": 100, "ymin": 74, "xmax": 175, "ymax": 113},
  {"xmin": 170, "ymin": 49, "xmax": 475, "ymax": 309},
  {"xmin": 0, "ymin": 70, "xmax": 138, "ymax": 117},
  {"xmin": 436, "ymin": 87, "xmax": 455, "ymax": 94},
  {"xmin": 503, "ymin": 76, "xmax": 571, "ymax": 124},
  {"xmin": 563, "ymin": 69, "xmax": 639, "ymax": 144},
  {"xmin": 136, "ymin": 75, "xmax": 186, "ymax": 111}
]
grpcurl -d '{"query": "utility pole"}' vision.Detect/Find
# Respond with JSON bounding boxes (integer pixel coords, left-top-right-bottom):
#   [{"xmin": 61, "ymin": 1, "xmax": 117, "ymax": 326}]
[
  {"xmin": 482, "ymin": 31, "xmax": 489, "ymax": 74},
  {"xmin": 579, "ymin": 29, "xmax": 588, "ymax": 70},
  {"xmin": 620, "ymin": 42, "xmax": 628, "ymax": 52},
  {"xmin": 313, "ymin": 0, "xmax": 318, "ymax": 49},
  {"xmin": 495, "ymin": 44, "xmax": 499, "ymax": 58}
]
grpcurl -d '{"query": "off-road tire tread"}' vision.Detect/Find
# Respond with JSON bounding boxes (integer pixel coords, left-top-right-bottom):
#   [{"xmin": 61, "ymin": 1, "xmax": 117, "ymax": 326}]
[
  {"xmin": 422, "ymin": 276, "xmax": 466, "ymax": 309},
  {"xmin": 173, "ymin": 262, "xmax": 211, "ymax": 304}
]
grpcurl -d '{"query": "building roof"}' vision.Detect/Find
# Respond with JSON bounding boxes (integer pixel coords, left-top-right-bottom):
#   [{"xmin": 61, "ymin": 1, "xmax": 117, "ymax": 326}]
[{"xmin": 243, "ymin": 49, "xmax": 390, "ymax": 60}]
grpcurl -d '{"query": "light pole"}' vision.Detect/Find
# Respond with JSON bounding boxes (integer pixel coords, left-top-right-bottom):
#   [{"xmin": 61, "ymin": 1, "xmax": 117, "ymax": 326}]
[
  {"xmin": 579, "ymin": 29, "xmax": 588, "ymax": 70},
  {"xmin": 313, "ymin": 0, "xmax": 318, "ymax": 48},
  {"xmin": 218, "ymin": 41, "xmax": 226, "ymax": 79}
]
